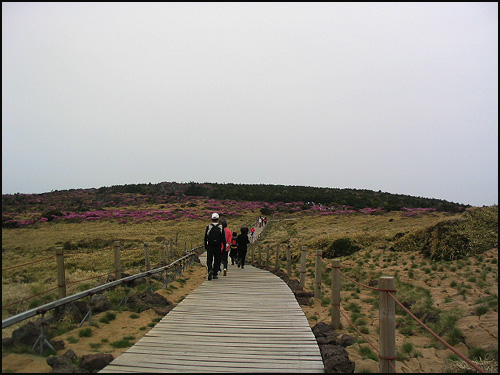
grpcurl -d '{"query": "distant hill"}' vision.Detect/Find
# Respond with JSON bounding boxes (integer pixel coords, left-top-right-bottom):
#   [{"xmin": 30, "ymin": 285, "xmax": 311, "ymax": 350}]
[
  {"xmin": 97, "ymin": 181, "xmax": 468, "ymax": 212},
  {"xmin": 2, "ymin": 181, "xmax": 469, "ymax": 214}
]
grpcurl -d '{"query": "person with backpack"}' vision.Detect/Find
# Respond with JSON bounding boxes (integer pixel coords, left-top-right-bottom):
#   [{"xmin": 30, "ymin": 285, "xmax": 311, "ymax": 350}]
[
  {"xmin": 236, "ymin": 227, "xmax": 250, "ymax": 269},
  {"xmin": 229, "ymin": 231, "xmax": 238, "ymax": 265},
  {"xmin": 220, "ymin": 219, "xmax": 232, "ymax": 276},
  {"xmin": 204, "ymin": 213, "xmax": 226, "ymax": 280}
]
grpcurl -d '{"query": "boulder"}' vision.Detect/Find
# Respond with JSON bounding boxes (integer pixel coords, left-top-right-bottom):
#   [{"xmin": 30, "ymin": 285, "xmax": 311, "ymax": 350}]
[
  {"xmin": 50, "ymin": 339, "xmax": 65, "ymax": 351},
  {"xmin": 46, "ymin": 353, "xmax": 83, "ymax": 373},
  {"xmin": 2, "ymin": 337, "xmax": 14, "ymax": 348},
  {"xmin": 312, "ymin": 322, "xmax": 338, "ymax": 338},
  {"xmin": 90, "ymin": 294, "xmax": 113, "ymax": 313},
  {"xmin": 138, "ymin": 290, "xmax": 171, "ymax": 307},
  {"xmin": 287, "ymin": 279, "xmax": 303, "ymax": 291},
  {"xmin": 80, "ymin": 353, "xmax": 114, "ymax": 373},
  {"xmin": 153, "ymin": 305, "xmax": 176, "ymax": 316},
  {"xmin": 12, "ymin": 321, "xmax": 40, "ymax": 347},
  {"xmin": 321, "ymin": 344, "xmax": 355, "ymax": 373},
  {"xmin": 294, "ymin": 290, "xmax": 314, "ymax": 305},
  {"xmin": 53, "ymin": 302, "xmax": 89, "ymax": 323},
  {"xmin": 125, "ymin": 294, "xmax": 150, "ymax": 312}
]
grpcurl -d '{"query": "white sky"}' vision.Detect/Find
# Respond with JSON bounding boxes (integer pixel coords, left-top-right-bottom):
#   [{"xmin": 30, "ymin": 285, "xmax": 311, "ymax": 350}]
[{"xmin": 2, "ymin": 2, "xmax": 498, "ymax": 206}]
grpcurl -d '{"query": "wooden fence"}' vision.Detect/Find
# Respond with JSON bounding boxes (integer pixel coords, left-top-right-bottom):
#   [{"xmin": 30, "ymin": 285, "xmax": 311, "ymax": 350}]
[{"xmin": 246, "ymin": 241, "xmax": 486, "ymax": 374}]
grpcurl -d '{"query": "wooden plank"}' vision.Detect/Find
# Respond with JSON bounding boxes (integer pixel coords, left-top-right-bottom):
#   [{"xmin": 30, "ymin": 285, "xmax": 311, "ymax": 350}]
[
  {"xmin": 100, "ymin": 264, "xmax": 323, "ymax": 373},
  {"xmin": 128, "ymin": 346, "xmax": 321, "ymax": 356},
  {"xmin": 106, "ymin": 353, "xmax": 324, "ymax": 370}
]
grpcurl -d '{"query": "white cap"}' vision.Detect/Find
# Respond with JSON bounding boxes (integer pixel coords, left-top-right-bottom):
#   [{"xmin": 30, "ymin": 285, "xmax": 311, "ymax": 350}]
[{"xmin": 211, "ymin": 213, "xmax": 219, "ymax": 219}]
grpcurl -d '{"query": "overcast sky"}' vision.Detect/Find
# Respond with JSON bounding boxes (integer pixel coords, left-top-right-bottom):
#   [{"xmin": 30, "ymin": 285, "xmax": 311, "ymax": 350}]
[{"xmin": 2, "ymin": 3, "xmax": 498, "ymax": 206}]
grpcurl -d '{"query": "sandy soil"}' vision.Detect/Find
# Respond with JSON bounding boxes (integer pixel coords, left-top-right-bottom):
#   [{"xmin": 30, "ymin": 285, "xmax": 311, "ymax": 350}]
[{"xmin": 2, "ymin": 262, "xmax": 208, "ymax": 373}]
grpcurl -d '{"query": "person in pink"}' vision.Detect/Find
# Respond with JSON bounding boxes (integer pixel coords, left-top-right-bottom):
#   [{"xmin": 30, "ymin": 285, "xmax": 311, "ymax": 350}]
[
  {"xmin": 220, "ymin": 219, "xmax": 232, "ymax": 276},
  {"xmin": 250, "ymin": 227, "xmax": 255, "ymax": 242}
]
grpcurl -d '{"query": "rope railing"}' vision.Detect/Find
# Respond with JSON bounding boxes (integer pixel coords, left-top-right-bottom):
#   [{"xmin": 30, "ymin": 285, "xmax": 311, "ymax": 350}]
[
  {"xmin": 1, "ymin": 286, "xmax": 60, "ymax": 310},
  {"xmin": 388, "ymin": 292, "xmax": 486, "ymax": 373},
  {"xmin": 328, "ymin": 261, "xmax": 486, "ymax": 373},
  {"xmin": 1, "ymin": 255, "xmax": 55, "ymax": 271},
  {"xmin": 334, "ymin": 305, "xmax": 398, "ymax": 373},
  {"xmin": 248, "ymin": 240, "xmax": 487, "ymax": 374}
]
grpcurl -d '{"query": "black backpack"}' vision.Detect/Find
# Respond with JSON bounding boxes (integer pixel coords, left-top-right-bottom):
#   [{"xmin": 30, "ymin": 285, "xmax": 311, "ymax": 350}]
[{"xmin": 206, "ymin": 223, "xmax": 222, "ymax": 246}]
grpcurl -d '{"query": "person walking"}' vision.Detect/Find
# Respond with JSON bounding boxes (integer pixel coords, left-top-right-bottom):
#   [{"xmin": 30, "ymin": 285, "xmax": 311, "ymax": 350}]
[
  {"xmin": 236, "ymin": 227, "xmax": 250, "ymax": 269},
  {"xmin": 204, "ymin": 213, "xmax": 226, "ymax": 280},
  {"xmin": 229, "ymin": 231, "xmax": 238, "ymax": 265},
  {"xmin": 220, "ymin": 219, "xmax": 232, "ymax": 276}
]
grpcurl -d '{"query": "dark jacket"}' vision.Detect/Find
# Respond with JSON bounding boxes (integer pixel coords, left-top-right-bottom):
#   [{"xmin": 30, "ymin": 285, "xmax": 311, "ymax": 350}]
[
  {"xmin": 236, "ymin": 233, "xmax": 250, "ymax": 251},
  {"xmin": 204, "ymin": 222, "xmax": 226, "ymax": 250}
]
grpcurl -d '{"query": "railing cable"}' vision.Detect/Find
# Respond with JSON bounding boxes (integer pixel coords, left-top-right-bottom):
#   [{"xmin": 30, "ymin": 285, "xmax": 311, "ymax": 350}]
[
  {"xmin": 2, "ymin": 256, "xmax": 55, "ymax": 271},
  {"xmin": 388, "ymin": 292, "xmax": 486, "ymax": 373}
]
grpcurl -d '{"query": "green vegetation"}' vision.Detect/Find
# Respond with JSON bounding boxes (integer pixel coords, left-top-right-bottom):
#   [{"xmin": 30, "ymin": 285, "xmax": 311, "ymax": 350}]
[
  {"xmin": 78, "ymin": 328, "xmax": 92, "ymax": 337},
  {"xmin": 390, "ymin": 206, "xmax": 498, "ymax": 260},
  {"xmin": 323, "ymin": 237, "xmax": 361, "ymax": 258}
]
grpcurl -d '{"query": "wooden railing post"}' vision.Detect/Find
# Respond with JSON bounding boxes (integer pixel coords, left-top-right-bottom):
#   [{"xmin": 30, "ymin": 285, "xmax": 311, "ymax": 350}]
[
  {"xmin": 314, "ymin": 250, "xmax": 322, "ymax": 298},
  {"xmin": 379, "ymin": 276, "xmax": 396, "ymax": 373},
  {"xmin": 251, "ymin": 243, "xmax": 255, "ymax": 264},
  {"xmin": 300, "ymin": 246, "xmax": 307, "ymax": 288},
  {"xmin": 159, "ymin": 242, "xmax": 164, "ymax": 263},
  {"xmin": 169, "ymin": 239, "xmax": 174, "ymax": 261},
  {"xmin": 331, "ymin": 260, "xmax": 341, "ymax": 329},
  {"xmin": 286, "ymin": 245, "xmax": 292, "ymax": 278},
  {"xmin": 258, "ymin": 245, "xmax": 261, "ymax": 266},
  {"xmin": 55, "ymin": 246, "xmax": 66, "ymax": 299},
  {"xmin": 266, "ymin": 246, "xmax": 270, "ymax": 270},
  {"xmin": 144, "ymin": 243, "xmax": 150, "ymax": 271},
  {"xmin": 114, "ymin": 241, "xmax": 121, "ymax": 280}
]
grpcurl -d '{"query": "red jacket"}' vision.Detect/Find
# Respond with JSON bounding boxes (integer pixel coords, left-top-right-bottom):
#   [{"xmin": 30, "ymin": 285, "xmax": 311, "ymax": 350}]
[{"xmin": 223, "ymin": 227, "xmax": 232, "ymax": 251}]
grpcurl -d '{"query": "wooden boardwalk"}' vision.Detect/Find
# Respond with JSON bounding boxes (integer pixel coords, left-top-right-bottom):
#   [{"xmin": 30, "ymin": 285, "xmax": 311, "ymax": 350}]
[{"xmin": 100, "ymin": 263, "xmax": 324, "ymax": 373}]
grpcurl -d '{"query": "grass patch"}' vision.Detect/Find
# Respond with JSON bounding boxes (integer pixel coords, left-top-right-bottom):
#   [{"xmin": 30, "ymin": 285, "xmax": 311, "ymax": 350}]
[
  {"xmin": 78, "ymin": 328, "xmax": 92, "ymax": 337},
  {"xmin": 110, "ymin": 336, "xmax": 135, "ymax": 348}
]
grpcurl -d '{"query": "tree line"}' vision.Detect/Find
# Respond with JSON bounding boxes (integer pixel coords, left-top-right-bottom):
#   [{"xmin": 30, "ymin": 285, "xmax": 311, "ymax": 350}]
[{"xmin": 2, "ymin": 181, "xmax": 469, "ymax": 215}]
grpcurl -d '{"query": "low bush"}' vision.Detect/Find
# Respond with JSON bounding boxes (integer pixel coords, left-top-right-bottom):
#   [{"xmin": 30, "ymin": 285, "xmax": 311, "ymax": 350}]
[{"xmin": 323, "ymin": 237, "xmax": 361, "ymax": 258}]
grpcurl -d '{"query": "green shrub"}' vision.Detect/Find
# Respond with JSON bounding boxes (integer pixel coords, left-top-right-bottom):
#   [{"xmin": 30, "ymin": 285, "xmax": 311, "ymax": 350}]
[
  {"xmin": 474, "ymin": 305, "xmax": 489, "ymax": 316},
  {"xmin": 390, "ymin": 207, "xmax": 498, "ymax": 260},
  {"xmin": 110, "ymin": 339, "xmax": 132, "ymax": 348},
  {"xmin": 468, "ymin": 347, "xmax": 487, "ymax": 361},
  {"xmin": 446, "ymin": 328, "xmax": 464, "ymax": 346},
  {"xmin": 78, "ymin": 328, "xmax": 92, "ymax": 337},
  {"xmin": 105, "ymin": 312, "xmax": 116, "ymax": 321},
  {"xmin": 345, "ymin": 302, "xmax": 361, "ymax": 313},
  {"xmin": 323, "ymin": 238, "xmax": 361, "ymax": 258},
  {"xmin": 67, "ymin": 336, "xmax": 79, "ymax": 344},
  {"xmin": 359, "ymin": 326, "xmax": 370, "ymax": 334},
  {"xmin": 359, "ymin": 346, "xmax": 379, "ymax": 361},
  {"xmin": 401, "ymin": 342, "xmax": 413, "ymax": 353},
  {"xmin": 89, "ymin": 343, "xmax": 102, "ymax": 350}
]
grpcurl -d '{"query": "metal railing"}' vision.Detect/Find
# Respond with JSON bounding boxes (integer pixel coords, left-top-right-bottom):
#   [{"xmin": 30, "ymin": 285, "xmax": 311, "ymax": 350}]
[{"xmin": 2, "ymin": 246, "xmax": 204, "ymax": 329}]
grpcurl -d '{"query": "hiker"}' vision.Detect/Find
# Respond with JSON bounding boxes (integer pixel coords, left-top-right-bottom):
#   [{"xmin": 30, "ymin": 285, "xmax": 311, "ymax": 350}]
[
  {"xmin": 250, "ymin": 226, "xmax": 255, "ymax": 242},
  {"xmin": 236, "ymin": 227, "xmax": 250, "ymax": 269},
  {"xmin": 220, "ymin": 219, "xmax": 232, "ymax": 276},
  {"xmin": 229, "ymin": 231, "xmax": 238, "ymax": 265},
  {"xmin": 204, "ymin": 212, "xmax": 226, "ymax": 280}
]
